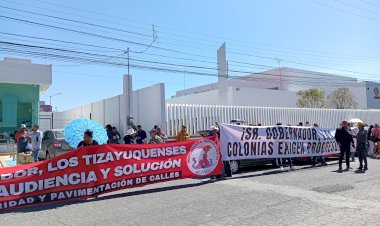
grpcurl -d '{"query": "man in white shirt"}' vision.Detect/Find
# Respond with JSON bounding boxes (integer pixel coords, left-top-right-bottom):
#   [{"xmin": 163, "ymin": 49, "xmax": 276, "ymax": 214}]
[{"xmin": 29, "ymin": 124, "xmax": 43, "ymax": 162}]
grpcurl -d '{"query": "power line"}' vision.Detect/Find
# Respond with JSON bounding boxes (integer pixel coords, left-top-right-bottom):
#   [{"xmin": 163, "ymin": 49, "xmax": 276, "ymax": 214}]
[
  {"xmin": 1, "ymin": 41, "xmax": 376, "ymax": 86},
  {"xmin": 3, "ymin": 0, "xmax": 380, "ymax": 61},
  {"xmin": 334, "ymin": 0, "xmax": 380, "ymax": 16},
  {"xmin": 309, "ymin": 0, "xmax": 380, "ymax": 22},
  {"xmin": 360, "ymin": 0, "xmax": 380, "ymax": 8}
]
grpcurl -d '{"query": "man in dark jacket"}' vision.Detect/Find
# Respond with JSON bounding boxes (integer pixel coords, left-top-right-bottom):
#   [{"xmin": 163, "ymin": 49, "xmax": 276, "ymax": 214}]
[{"xmin": 335, "ymin": 120, "xmax": 355, "ymax": 171}]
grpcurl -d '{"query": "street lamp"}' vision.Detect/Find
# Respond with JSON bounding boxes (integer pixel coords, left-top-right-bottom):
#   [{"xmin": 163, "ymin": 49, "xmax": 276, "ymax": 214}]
[
  {"xmin": 49, "ymin": 92, "xmax": 62, "ymax": 111},
  {"xmin": 49, "ymin": 92, "xmax": 62, "ymax": 130}
]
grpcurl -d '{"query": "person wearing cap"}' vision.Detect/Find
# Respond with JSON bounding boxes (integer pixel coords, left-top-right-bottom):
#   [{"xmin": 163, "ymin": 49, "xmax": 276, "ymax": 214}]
[
  {"xmin": 176, "ymin": 125, "xmax": 190, "ymax": 142},
  {"xmin": 15, "ymin": 124, "xmax": 29, "ymax": 153},
  {"xmin": 335, "ymin": 120, "xmax": 355, "ymax": 171},
  {"xmin": 208, "ymin": 126, "xmax": 219, "ymax": 137},
  {"xmin": 356, "ymin": 122, "xmax": 368, "ymax": 170},
  {"xmin": 77, "ymin": 129, "xmax": 99, "ymax": 148},
  {"xmin": 29, "ymin": 125, "xmax": 43, "ymax": 162},
  {"xmin": 148, "ymin": 129, "xmax": 163, "ymax": 144},
  {"xmin": 124, "ymin": 129, "xmax": 136, "ymax": 144}
]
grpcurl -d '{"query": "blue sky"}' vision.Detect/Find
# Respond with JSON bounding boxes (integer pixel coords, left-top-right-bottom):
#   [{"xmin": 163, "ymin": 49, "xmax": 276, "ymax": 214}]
[{"xmin": 1, "ymin": 0, "xmax": 379, "ymax": 111}]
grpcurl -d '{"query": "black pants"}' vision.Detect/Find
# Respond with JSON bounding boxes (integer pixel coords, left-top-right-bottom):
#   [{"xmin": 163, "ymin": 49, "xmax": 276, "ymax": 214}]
[
  {"xmin": 339, "ymin": 145, "xmax": 350, "ymax": 168},
  {"xmin": 223, "ymin": 161, "xmax": 232, "ymax": 177}
]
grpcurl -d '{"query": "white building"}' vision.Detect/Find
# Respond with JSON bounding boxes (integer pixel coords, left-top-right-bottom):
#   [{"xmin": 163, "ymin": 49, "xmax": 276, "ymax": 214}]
[{"xmin": 168, "ymin": 44, "xmax": 380, "ymax": 109}]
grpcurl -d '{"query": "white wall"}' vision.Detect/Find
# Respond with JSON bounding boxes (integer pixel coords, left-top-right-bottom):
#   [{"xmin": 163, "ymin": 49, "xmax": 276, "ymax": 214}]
[
  {"xmin": 48, "ymin": 82, "xmax": 165, "ymax": 136},
  {"xmin": 167, "ymin": 89, "xmax": 219, "ymax": 105},
  {"xmin": 231, "ymin": 87, "xmax": 298, "ymax": 107},
  {"xmin": 132, "ymin": 83, "xmax": 165, "ymax": 131},
  {"xmin": 0, "ymin": 57, "xmax": 52, "ymax": 93}
]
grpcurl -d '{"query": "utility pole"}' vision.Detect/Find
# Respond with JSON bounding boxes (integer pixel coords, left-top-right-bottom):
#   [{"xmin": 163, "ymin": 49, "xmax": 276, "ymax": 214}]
[{"xmin": 276, "ymin": 58, "xmax": 282, "ymax": 90}]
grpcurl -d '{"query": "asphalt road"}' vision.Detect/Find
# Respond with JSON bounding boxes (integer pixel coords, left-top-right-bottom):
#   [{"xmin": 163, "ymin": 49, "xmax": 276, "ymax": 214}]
[{"xmin": 2, "ymin": 158, "xmax": 380, "ymax": 226}]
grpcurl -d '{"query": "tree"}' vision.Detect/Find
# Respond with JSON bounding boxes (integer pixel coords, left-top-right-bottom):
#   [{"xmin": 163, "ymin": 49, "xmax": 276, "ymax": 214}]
[
  {"xmin": 327, "ymin": 88, "xmax": 358, "ymax": 109},
  {"xmin": 296, "ymin": 88, "xmax": 325, "ymax": 108}
]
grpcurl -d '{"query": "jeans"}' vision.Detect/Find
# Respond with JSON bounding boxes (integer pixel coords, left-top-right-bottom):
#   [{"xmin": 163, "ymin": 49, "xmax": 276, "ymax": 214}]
[
  {"xmin": 338, "ymin": 145, "xmax": 350, "ymax": 168},
  {"xmin": 33, "ymin": 149, "xmax": 40, "ymax": 162},
  {"xmin": 357, "ymin": 146, "xmax": 368, "ymax": 169}
]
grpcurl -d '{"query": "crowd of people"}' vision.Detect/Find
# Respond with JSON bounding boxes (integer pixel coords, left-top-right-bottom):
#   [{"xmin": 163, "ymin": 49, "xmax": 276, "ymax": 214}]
[
  {"xmin": 103, "ymin": 124, "xmax": 193, "ymax": 145},
  {"xmin": 14, "ymin": 124, "xmax": 43, "ymax": 162}
]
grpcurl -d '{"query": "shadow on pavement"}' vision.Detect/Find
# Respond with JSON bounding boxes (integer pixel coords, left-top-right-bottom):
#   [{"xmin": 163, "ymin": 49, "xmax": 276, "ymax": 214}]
[{"xmin": 3, "ymin": 180, "xmax": 214, "ymax": 213}]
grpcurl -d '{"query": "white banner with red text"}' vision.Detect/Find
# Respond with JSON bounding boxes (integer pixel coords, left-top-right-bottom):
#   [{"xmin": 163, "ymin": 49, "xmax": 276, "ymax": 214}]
[{"xmin": 220, "ymin": 124, "xmax": 339, "ymax": 161}]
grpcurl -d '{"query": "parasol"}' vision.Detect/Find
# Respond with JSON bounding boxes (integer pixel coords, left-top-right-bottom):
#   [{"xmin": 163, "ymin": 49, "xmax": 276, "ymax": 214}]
[
  {"xmin": 64, "ymin": 118, "xmax": 108, "ymax": 148},
  {"xmin": 349, "ymin": 118, "xmax": 364, "ymax": 124}
]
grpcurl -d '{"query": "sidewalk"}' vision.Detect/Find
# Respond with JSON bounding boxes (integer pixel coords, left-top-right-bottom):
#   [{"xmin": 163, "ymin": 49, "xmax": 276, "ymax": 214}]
[{"xmin": 0, "ymin": 153, "xmax": 17, "ymax": 167}]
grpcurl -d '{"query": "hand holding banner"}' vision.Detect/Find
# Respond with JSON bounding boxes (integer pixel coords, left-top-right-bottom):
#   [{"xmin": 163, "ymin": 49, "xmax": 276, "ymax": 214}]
[{"xmin": 0, "ymin": 137, "xmax": 222, "ymax": 211}]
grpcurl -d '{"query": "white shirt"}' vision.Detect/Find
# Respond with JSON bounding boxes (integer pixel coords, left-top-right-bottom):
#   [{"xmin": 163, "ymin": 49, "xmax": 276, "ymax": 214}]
[{"xmin": 30, "ymin": 130, "xmax": 43, "ymax": 150}]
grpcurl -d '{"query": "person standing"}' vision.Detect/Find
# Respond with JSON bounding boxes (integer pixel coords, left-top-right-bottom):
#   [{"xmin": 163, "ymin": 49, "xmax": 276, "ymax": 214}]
[
  {"xmin": 335, "ymin": 120, "xmax": 355, "ymax": 171},
  {"xmin": 109, "ymin": 127, "xmax": 121, "ymax": 144},
  {"xmin": 311, "ymin": 123, "xmax": 327, "ymax": 166},
  {"xmin": 29, "ymin": 125, "xmax": 43, "ymax": 162},
  {"xmin": 135, "ymin": 125, "xmax": 147, "ymax": 144},
  {"xmin": 77, "ymin": 129, "xmax": 99, "ymax": 148},
  {"xmin": 105, "ymin": 124, "xmax": 113, "ymax": 144},
  {"xmin": 15, "ymin": 124, "xmax": 28, "ymax": 153},
  {"xmin": 356, "ymin": 122, "xmax": 368, "ymax": 170},
  {"xmin": 176, "ymin": 125, "xmax": 190, "ymax": 142}
]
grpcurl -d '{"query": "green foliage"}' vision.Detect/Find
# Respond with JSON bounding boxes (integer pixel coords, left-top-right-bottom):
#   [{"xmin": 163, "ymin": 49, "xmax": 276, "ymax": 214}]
[
  {"xmin": 296, "ymin": 88, "xmax": 325, "ymax": 108},
  {"xmin": 327, "ymin": 88, "xmax": 358, "ymax": 109}
]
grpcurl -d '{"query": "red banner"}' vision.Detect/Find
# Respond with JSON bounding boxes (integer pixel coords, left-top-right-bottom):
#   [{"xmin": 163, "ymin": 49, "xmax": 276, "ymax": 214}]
[{"xmin": 0, "ymin": 137, "xmax": 222, "ymax": 211}]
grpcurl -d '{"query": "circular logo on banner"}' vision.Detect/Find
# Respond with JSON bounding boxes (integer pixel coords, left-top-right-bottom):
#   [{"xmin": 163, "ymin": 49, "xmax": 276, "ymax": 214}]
[{"xmin": 187, "ymin": 139, "xmax": 220, "ymax": 176}]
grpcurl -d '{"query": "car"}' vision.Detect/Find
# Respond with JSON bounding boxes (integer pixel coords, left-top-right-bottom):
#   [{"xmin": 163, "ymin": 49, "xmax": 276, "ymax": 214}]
[
  {"xmin": 39, "ymin": 129, "xmax": 73, "ymax": 160},
  {"xmin": 197, "ymin": 120, "xmax": 276, "ymax": 174}
]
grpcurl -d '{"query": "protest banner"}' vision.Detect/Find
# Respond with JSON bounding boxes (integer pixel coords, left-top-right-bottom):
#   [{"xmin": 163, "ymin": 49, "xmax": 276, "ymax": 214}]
[
  {"xmin": 220, "ymin": 124, "xmax": 340, "ymax": 161},
  {"xmin": 0, "ymin": 137, "xmax": 221, "ymax": 211}
]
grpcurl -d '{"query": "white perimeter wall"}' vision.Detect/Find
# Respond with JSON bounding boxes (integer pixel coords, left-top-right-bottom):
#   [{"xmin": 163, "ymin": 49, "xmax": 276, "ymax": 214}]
[
  {"xmin": 167, "ymin": 86, "xmax": 368, "ymax": 109},
  {"xmin": 49, "ymin": 83, "xmax": 165, "ymax": 135},
  {"xmin": 132, "ymin": 83, "xmax": 165, "ymax": 131}
]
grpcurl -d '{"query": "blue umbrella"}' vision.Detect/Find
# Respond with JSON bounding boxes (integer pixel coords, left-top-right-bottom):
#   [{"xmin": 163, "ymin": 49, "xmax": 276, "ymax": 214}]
[{"xmin": 64, "ymin": 118, "xmax": 108, "ymax": 148}]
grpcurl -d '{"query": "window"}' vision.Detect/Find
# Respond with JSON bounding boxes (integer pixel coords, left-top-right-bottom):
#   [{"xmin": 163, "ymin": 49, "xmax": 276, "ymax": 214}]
[
  {"xmin": 54, "ymin": 131, "xmax": 65, "ymax": 139},
  {"xmin": 43, "ymin": 132, "xmax": 50, "ymax": 140}
]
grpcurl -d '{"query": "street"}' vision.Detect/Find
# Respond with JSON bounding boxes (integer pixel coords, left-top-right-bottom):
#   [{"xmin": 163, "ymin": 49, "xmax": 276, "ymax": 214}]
[{"xmin": 2, "ymin": 158, "xmax": 380, "ymax": 226}]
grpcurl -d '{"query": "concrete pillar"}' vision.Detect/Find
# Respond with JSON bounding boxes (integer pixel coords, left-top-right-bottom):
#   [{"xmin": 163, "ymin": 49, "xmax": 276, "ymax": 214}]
[
  {"xmin": 120, "ymin": 74, "xmax": 132, "ymax": 135},
  {"xmin": 217, "ymin": 43, "xmax": 228, "ymax": 105}
]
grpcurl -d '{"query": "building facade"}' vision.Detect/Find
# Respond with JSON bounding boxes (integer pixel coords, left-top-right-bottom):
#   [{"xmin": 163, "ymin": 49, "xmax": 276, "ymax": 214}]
[
  {"xmin": 0, "ymin": 57, "xmax": 52, "ymax": 134},
  {"xmin": 168, "ymin": 67, "xmax": 378, "ymax": 110}
]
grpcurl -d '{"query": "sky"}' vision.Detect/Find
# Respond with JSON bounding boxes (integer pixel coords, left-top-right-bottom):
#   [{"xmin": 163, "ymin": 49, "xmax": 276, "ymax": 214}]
[{"xmin": 1, "ymin": 0, "xmax": 380, "ymax": 111}]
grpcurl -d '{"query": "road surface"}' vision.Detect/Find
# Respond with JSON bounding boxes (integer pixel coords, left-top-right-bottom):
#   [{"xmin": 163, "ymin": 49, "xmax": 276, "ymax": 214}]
[{"xmin": 2, "ymin": 158, "xmax": 380, "ymax": 226}]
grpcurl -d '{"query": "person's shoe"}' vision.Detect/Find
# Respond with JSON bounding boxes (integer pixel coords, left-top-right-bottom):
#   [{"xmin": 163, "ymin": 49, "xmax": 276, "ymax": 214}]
[
  {"xmin": 321, "ymin": 162, "xmax": 328, "ymax": 166},
  {"xmin": 280, "ymin": 166, "xmax": 284, "ymax": 171},
  {"xmin": 357, "ymin": 166, "xmax": 363, "ymax": 170},
  {"xmin": 290, "ymin": 166, "xmax": 296, "ymax": 171},
  {"xmin": 338, "ymin": 166, "xmax": 342, "ymax": 171},
  {"xmin": 364, "ymin": 166, "xmax": 368, "ymax": 171}
]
